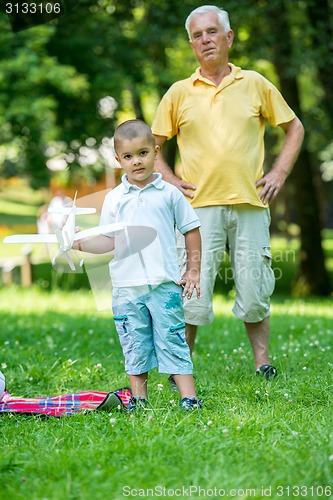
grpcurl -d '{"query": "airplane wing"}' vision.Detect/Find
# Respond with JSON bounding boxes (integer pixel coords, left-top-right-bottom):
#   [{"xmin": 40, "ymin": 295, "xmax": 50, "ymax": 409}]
[
  {"xmin": 48, "ymin": 207, "xmax": 96, "ymax": 215},
  {"xmin": 4, "ymin": 224, "xmax": 123, "ymax": 245},
  {"xmin": 4, "ymin": 234, "xmax": 58, "ymax": 244},
  {"xmin": 73, "ymin": 223, "xmax": 125, "ymax": 241}
]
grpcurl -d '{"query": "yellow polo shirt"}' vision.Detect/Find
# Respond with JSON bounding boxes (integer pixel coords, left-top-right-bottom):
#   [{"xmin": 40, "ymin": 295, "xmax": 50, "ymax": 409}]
[{"xmin": 152, "ymin": 64, "xmax": 295, "ymax": 208}]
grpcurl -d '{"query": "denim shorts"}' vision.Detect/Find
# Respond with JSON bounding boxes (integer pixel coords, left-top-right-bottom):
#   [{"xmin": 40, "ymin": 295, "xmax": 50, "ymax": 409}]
[
  {"xmin": 112, "ymin": 282, "xmax": 193, "ymax": 375},
  {"xmin": 178, "ymin": 205, "xmax": 275, "ymax": 324}
]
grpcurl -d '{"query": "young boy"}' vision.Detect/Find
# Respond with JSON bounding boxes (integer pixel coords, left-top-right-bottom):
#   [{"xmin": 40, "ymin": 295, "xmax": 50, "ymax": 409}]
[{"xmin": 73, "ymin": 119, "xmax": 202, "ymax": 411}]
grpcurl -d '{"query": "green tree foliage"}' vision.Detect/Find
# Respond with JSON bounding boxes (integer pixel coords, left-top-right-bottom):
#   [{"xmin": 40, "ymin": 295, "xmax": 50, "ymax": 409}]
[
  {"xmin": 0, "ymin": 0, "xmax": 331, "ymax": 293},
  {"xmin": 224, "ymin": 0, "xmax": 332, "ymax": 294},
  {"xmin": 0, "ymin": 19, "xmax": 90, "ymax": 187}
]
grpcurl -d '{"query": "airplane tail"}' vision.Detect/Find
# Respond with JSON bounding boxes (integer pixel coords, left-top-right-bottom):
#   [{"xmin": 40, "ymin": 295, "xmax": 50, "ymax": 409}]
[
  {"xmin": 48, "ymin": 191, "xmax": 96, "ymax": 216},
  {"xmin": 53, "ymin": 229, "xmax": 76, "ymax": 271}
]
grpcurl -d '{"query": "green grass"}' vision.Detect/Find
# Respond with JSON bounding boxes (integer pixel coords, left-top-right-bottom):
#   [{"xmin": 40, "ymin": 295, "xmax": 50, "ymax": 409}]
[
  {"xmin": 0, "ymin": 287, "xmax": 332, "ymax": 499},
  {"xmin": 1, "ymin": 186, "xmax": 333, "ymax": 498}
]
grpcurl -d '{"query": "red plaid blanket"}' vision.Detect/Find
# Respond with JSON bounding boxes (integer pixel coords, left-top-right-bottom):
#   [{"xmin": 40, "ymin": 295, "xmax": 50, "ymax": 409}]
[{"xmin": 0, "ymin": 388, "xmax": 131, "ymax": 417}]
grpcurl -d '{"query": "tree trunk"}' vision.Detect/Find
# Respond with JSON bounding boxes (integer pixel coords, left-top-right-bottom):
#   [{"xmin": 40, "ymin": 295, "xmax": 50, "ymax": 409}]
[
  {"xmin": 306, "ymin": 0, "xmax": 333, "ymax": 127},
  {"xmin": 267, "ymin": 0, "xmax": 331, "ymax": 295}
]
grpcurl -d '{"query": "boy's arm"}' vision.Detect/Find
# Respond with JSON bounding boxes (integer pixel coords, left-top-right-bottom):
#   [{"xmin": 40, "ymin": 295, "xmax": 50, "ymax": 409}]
[
  {"xmin": 72, "ymin": 234, "xmax": 114, "ymax": 254},
  {"xmin": 178, "ymin": 227, "xmax": 201, "ymax": 299}
]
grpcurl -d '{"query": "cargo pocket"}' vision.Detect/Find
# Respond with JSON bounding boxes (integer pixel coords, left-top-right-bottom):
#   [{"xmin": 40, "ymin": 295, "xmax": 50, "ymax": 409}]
[
  {"xmin": 168, "ymin": 322, "xmax": 186, "ymax": 356},
  {"xmin": 261, "ymin": 247, "xmax": 275, "ymax": 300},
  {"xmin": 114, "ymin": 314, "xmax": 128, "ymax": 332},
  {"xmin": 114, "ymin": 314, "xmax": 131, "ymax": 354}
]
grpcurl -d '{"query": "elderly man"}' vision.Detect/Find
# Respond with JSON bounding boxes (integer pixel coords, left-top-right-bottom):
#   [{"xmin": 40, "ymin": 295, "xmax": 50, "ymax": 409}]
[{"xmin": 152, "ymin": 5, "xmax": 304, "ymax": 379}]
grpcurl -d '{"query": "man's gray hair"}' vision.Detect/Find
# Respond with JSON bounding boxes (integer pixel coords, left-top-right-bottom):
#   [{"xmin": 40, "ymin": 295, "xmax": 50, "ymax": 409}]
[{"xmin": 185, "ymin": 5, "xmax": 231, "ymax": 40}]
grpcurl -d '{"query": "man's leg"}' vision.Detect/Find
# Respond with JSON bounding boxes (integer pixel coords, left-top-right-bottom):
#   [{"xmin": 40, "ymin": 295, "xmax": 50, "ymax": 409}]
[
  {"xmin": 229, "ymin": 205, "xmax": 275, "ymax": 374},
  {"xmin": 244, "ymin": 316, "xmax": 270, "ymax": 369},
  {"xmin": 181, "ymin": 207, "xmax": 227, "ymax": 355},
  {"xmin": 186, "ymin": 323, "xmax": 198, "ymax": 355}
]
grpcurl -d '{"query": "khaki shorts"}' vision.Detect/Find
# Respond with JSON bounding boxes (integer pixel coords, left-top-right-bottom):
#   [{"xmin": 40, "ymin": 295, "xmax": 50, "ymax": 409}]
[{"xmin": 178, "ymin": 205, "xmax": 275, "ymax": 325}]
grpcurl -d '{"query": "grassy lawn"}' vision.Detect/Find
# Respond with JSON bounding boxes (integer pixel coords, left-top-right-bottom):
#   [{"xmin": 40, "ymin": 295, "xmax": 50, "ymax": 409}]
[
  {"xmin": 1, "ymin": 184, "xmax": 333, "ymax": 498},
  {"xmin": 0, "ymin": 287, "xmax": 332, "ymax": 499}
]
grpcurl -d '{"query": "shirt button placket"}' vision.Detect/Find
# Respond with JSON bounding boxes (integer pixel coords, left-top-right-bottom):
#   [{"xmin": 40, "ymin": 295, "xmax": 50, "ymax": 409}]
[{"xmin": 138, "ymin": 191, "xmax": 144, "ymax": 206}]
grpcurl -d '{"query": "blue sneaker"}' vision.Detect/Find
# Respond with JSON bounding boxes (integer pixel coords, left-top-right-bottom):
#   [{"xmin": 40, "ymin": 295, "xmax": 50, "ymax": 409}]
[
  {"xmin": 179, "ymin": 397, "xmax": 202, "ymax": 411},
  {"xmin": 127, "ymin": 396, "xmax": 149, "ymax": 412},
  {"xmin": 256, "ymin": 364, "xmax": 277, "ymax": 380}
]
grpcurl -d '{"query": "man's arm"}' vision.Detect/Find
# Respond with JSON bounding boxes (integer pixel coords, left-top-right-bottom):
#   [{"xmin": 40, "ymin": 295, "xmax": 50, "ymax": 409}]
[
  {"xmin": 178, "ymin": 227, "xmax": 201, "ymax": 299},
  {"xmin": 154, "ymin": 135, "xmax": 197, "ymax": 199},
  {"xmin": 256, "ymin": 116, "xmax": 304, "ymax": 204}
]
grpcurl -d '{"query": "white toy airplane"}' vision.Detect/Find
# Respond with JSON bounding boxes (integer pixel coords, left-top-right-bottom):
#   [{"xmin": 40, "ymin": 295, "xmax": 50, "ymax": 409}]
[{"xmin": 4, "ymin": 192, "xmax": 124, "ymax": 271}]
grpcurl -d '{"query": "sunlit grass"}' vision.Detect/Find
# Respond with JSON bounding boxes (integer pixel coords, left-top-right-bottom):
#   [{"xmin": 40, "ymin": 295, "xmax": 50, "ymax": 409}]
[
  {"xmin": 0, "ymin": 286, "xmax": 332, "ymax": 499},
  {"xmin": 272, "ymin": 297, "xmax": 333, "ymax": 318},
  {"xmin": 0, "ymin": 199, "xmax": 38, "ymax": 217},
  {"xmin": 0, "ymin": 285, "xmax": 99, "ymax": 314}
]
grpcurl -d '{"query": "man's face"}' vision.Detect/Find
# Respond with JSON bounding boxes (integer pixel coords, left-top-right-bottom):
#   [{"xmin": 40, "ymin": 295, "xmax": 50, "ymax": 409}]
[{"xmin": 189, "ymin": 12, "xmax": 233, "ymax": 64}]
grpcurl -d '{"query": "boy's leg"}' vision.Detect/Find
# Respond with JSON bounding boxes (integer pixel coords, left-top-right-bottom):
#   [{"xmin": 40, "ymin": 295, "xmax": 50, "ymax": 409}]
[
  {"xmin": 172, "ymin": 374, "xmax": 196, "ymax": 399},
  {"xmin": 149, "ymin": 283, "xmax": 193, "ymax": 375},
  {"xmin": 127, "ymin": 373, "xmax": 150, "ymax": 412},
  {"xmin": 113, "ymin": 286, "xmax": 158, "ymax": 383},
  {"xmin": 129, "ymin": 373, "xmax": 148, "ymax": 399},
  {"xmin": 172, "ymin": 374, "xmax": 202, "ymax": 411}
]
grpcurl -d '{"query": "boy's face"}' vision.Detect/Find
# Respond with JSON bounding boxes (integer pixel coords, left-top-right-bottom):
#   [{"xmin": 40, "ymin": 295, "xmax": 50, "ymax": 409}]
[{"xmin": 115, "ymin": 136, "xmax": 158, "ymax": 188}]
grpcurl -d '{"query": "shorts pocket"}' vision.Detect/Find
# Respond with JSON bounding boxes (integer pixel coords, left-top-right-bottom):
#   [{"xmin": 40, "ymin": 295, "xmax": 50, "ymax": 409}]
[
  {"xmin": 167, "ymin": 322, "xmax": 187, "ymax": 356},
  {"xmin": 261, "ymin": 247, "xmax": 275, "ymax": 299},
  {"xmin": 170, "ymin": 323, "xmax": 186, "ymax": 342},
  {"xmin": 114, "ymin": 314, "xmax": 128, "ymax": 333},
  {"xmin": 114, "ymin": 314, "xmax": 131, "ymax": 354}
]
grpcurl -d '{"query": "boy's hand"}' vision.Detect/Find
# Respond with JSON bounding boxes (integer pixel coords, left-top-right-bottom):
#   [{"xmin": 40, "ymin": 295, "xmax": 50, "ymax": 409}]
[
  {"xmin": 178, "ymin": 270, "xmax": 200, "ymax": 300},
  {"xmin": 71, "ymin": 226, "xmax": 81, "ymax": 250}
]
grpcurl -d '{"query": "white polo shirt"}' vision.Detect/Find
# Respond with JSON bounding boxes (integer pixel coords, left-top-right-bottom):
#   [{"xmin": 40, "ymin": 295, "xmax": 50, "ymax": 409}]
[{"xmin": 99, "ymin": 173, "xmax": 200, "ymax": 287}]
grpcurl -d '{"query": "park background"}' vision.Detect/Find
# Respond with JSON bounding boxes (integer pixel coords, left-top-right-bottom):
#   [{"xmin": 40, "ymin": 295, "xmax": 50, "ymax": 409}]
[{"xmin": 0, "ymin": 0, "xmax": 332, "ymax": 499}]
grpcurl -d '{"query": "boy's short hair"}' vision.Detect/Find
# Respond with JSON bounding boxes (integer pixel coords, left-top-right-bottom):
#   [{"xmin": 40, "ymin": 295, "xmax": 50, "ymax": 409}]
[{"xmin": 114, "ymin": 119, "xmax": 155, "ymax": 152}]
